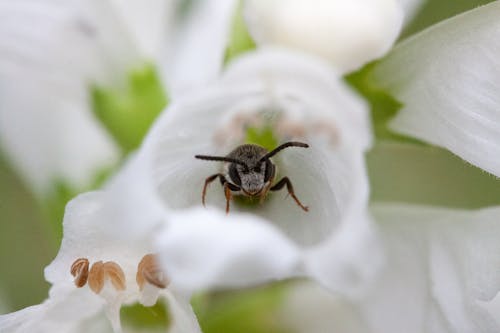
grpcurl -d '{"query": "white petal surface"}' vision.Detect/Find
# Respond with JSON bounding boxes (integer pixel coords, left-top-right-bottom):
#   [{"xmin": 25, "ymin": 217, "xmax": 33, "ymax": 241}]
[
  {"xmin": 156, "ymin": 208, "xmax": 301, "ymax": 292},
  {"xmin": 106, "ymin": 0, "xmax": 175, "ymax": 61},
  {"xmin": 165, "ymin": 290, "xmax": 202, "ymax": 333},
  {"xmin": 373, "ymin": 1, "xmax": 500, "ymax": 177},
  {"xmin": 279, "ymin": 281, "xmax": 367, "ymax": 333},
  {"xmin": 45, "ymin": 192, "xmax": 153, "ymax": 288},
  {"xmin": 164, "ymin": 0, "xmax": 236, "ymax": 98},
  {"xmin": 360, "ymin": 204, "xmax": 500, "ymax": 333},
  {"xmin": 244, "ymin": 0, "xmax": 404, "ymax": 73},
  {"xmin": 304, "ymin": 208, "xmax": 383, "ymax": 297},
  {"xmin": 99, "ymin": 152, "xmax": 167, "ymax": 240},
  {"xmin": 0, "ymin": 0, "xmax": 133, "ymax": 193},
  {"xmin": 0, "ymin": 290, "xmax": 108, "ymax": 333},
  {"xmin": 0, "ymin": 0, "xmax": 176, "ymax": 194}
]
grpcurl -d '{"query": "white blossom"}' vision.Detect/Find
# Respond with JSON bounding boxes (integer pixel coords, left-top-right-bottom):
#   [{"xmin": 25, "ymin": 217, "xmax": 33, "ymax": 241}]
[
  {"xmin": 135, "ymin": 48, "xmax": 381, "ymax": 296},
  {"xmin": 0, "ymin": 183, "xmax": 200, "ymax": 333},
  {"xmin": 0, "ymin": 0, "xmax": 234, "ymax": 195}
]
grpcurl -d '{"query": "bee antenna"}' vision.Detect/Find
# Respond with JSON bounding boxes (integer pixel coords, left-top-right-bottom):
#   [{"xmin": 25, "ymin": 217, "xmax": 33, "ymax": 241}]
[
  {"xmin": 195, "ymin": 155, "xmax": 248, "ymax": 168},
  {"xmin": 259, "ymin": 141, "xmax": 309, "ymax": 161}
]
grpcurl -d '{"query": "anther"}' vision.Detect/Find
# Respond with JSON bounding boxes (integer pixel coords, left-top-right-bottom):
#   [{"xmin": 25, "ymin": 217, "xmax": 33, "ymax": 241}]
[
  {"xmin": 70, "ymin": 258, "xmax": 89, "ymax": 288},
  {"xmin": 88, "ymin": 261, "xmax": 105, "ymax": 294},
  {"xmin": 88, "ymin": 261, "xmax": 126, "ymax": 294},
  {"xmin": 136, "ymin": 254, "xmax": 168, "ymax": 290},
  {"xmin": 103, "ymin": 261, "xmax": 126, "ymax": 291}
]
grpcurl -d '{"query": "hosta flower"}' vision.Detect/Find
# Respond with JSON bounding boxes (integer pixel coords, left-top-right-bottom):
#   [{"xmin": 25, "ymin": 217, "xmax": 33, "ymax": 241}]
[
  {"xmin": 0, "ymin": 186, "xmax": 201, "ymax": 333},
  {"xmin": 131, "ymin": 48, "xmax": 382, "ymax": 296},
  {"xmin": 243, "ymin": 0, "xmax": 405, "ymax": 73},
  {"xmin": 372, "ymin": 1, "xmax": 500, "ymax": 177},
  {"xmin": 278, "ymin": 203, "xmax": 500, "ymax": 333}
]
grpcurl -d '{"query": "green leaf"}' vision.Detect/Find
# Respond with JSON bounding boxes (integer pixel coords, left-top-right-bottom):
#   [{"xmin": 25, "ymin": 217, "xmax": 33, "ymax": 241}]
[
  {"xmin": 91, "ymin": 63, "xmax": 168, "ymax": 154},
  {"xmin": 224, "ymin": 0, "xmax": 257, "ymax": 65}
]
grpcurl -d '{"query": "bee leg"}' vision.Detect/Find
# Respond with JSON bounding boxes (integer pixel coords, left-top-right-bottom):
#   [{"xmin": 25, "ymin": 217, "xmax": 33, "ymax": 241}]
[
  {"xmin": 223, "ymin": 183, "xmax": 232, "ymax": 214},
  {"xmin": 202, "ymin": 173, "xmax": 226, "ymax": 206},
  {"xmin": 270, "ymin": 177, "xmax": 309, "ymax": 212}
]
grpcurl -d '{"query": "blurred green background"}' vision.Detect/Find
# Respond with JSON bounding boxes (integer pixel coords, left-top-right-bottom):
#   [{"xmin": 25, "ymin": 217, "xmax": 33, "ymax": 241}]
[{"xmin": 0, "ymin": 0, "xmax": 498, "ymax": 331}]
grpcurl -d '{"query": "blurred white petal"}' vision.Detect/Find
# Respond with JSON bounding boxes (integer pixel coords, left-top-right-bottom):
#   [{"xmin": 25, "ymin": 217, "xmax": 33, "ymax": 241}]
[
  {"xmin": 99, "ymin": 152, "xmax": 167, "ymax": 240},
  {"xmin": 106, "ymin": 0, "xmax": 175, "ymax": 61},
  {"xmin": 0, "ymin": 290, "xmax": 109, "ymax": 333},
  {"xmin": 304, "ymin": 208, "xmax": 383, "ymax": 297},
  {"xmin": 278, "ymin": 204, "xmax": 500, "ymax": 333},
  {"xmin": 156, "ymin": 208, "xmax": 301, "ymax": 292},
  {"xmin": 0, "ymin": 0, "xmax": 177, "ymax": 193},
  {"xmin": 279, "ymin": 282, "xmax": 367, "ymax": 333},
  {"xmin": 244, "ymin": 0, "xmax": 404, "ymax": 73},
  {"xmin": 373, "ymin": 1, "xmax": 500, "ymax": 177},
  {"xmin": 360, "ymin": 204, "xmax": 500, "ymax": 333},
  {"xmin": 165, "ymin": 0, "xmax": 237, "ymax": 97}
]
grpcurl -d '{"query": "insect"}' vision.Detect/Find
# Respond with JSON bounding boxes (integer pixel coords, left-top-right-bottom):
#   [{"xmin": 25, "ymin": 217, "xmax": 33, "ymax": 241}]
[{"xmin": 195, "ymin": 141, "xmax": 309, "ymax": 213}]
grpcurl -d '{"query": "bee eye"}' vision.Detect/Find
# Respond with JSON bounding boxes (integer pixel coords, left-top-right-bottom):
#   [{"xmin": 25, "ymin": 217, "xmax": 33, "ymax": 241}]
[
  {"xmin": 264, "ymin": 159, "xmax": 274, "ymax": 182},
  {"xmin": 229, "ymin": 164, "xmax": 241, "ymax": 186}
]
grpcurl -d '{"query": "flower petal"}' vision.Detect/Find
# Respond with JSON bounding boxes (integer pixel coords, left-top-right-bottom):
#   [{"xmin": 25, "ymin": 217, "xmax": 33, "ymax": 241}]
[
  {"xmin": 99, "ymin": 152, "xmax": 167, "ymax": 240},
  {"xmin": 164, "ymin": 290, "xmax": 202, "ymax": 333},
  {"xmin": 0, "ymin": 289, "xmax": 107, "ymax": 333},
  {"xmin": 303, "ymin": 206, "xmax": 383, "ymax": 297},
  {"xmin": 360, "ymin": 204, "xmax": 500, "ymax": 333},
  {"xmin": 278, "ymin": 281, "xmax": 368, "ymax": 333},
  {"xmin": 164, "ymin": 0, "xmax": 237, "ymax": 97},
  {"xmin": 155, "ymin": 208, "xmax": 301, "ymax": 292},
  {"xmin": 373, "ymin": 1, "xmax": 500, "ymax": 177},
  {"xmin": 44, "ymin": 191, "xmax": 154, "ymax": 287},
  {"xmin": 243, "ymin": 0, "xmax": 404, "ymax": 73},
  {"xmin": 105, "ymin": 0, "xmax": 175, "ymax": 61},
  {"xmin": 0, "ymin": 0, "xmax": 137, "ymax": 193}
]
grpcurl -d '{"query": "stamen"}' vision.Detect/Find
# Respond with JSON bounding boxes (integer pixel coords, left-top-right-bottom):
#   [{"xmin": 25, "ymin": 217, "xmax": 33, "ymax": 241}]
[
  {"xmin": 88, "ymin": 261, "xmax": 105, "ymax": 294},
  {"xmin": 136, "ymin": 254, "xmax": 168, "ymax": 290},
  {"xmin": 88, "ymin": 260, "xmax": 126, "ymax": 294},
  {"xmin": 70, "ymin": 258, "xmax": 89, "ymax": 288},
  {"xmin": 103, "ymin": 261, "xmax": 126, "ymax": 291}
]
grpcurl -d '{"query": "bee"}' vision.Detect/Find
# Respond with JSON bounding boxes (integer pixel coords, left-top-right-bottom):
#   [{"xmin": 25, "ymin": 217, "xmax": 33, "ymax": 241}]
[{"xmin": 195, "ymin": 141, "xmax": 309, "ymax": 213}]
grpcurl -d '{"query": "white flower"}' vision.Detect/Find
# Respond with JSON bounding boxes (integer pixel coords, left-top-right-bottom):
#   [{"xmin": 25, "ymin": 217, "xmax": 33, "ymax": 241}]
[
  {"xmin": 0, "ymin": 0, "xmax": 172, "ymax": 194},
  {"xmin": 135, "ymin": 48, "xmax": 381, "ymax": 296},
  {"xmin": 243, "ymin": 0, "xmax": 404, "ymax": 73},
  {"xmin": 372, "ymin": 1, "xmax": 500, "ymax": 177},
  {"xmin": 0, "ymin": 0, "xmax": 234, "ymax": 196},
  {"xmin": 0, "ymin": 186, "xmax": 201, "ymax": 333},
  {"xmin": 278, "ymin": 204, "xmax": 500, "ymax": 333}
]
